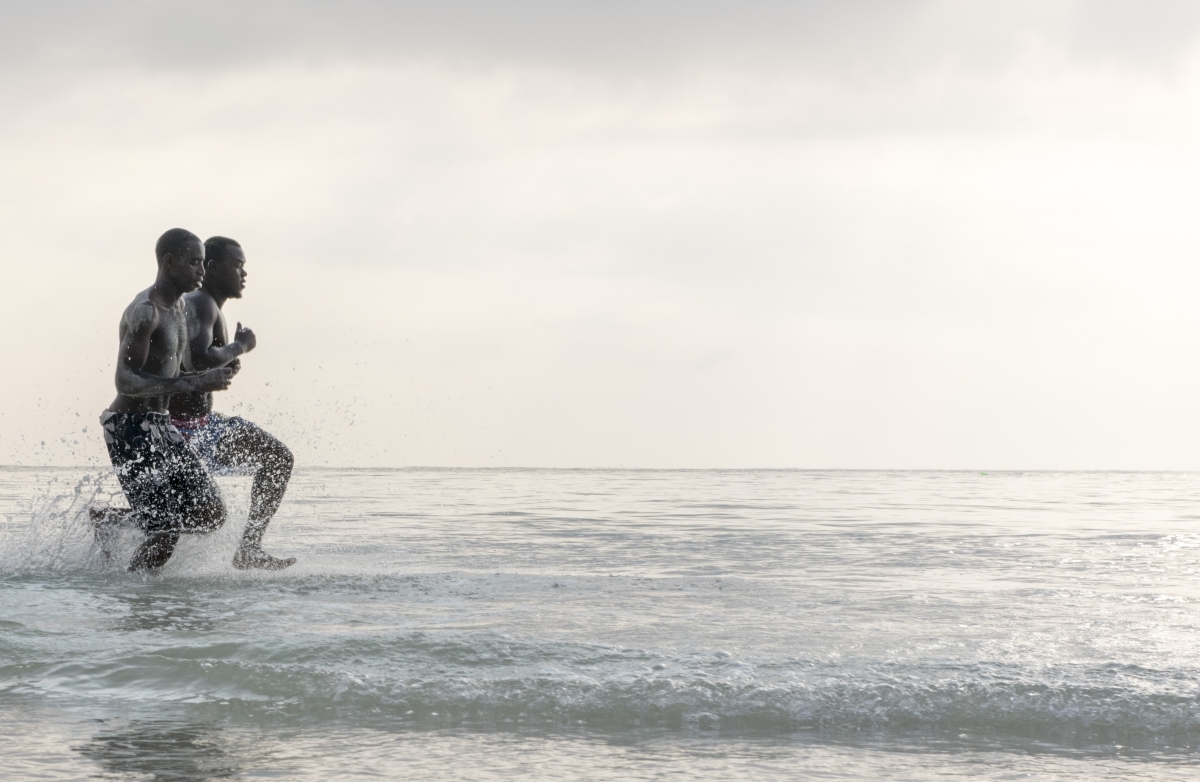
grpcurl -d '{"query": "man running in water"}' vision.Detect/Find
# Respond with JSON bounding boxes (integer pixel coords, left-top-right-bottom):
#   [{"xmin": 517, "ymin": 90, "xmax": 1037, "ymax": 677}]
[
  {"xmin": 98, "ymin": 228, "xmax": 234, "ymax": 572},
  {"xmin": 167, "ymin": 236, "xmax": 295, "ymax": 570}
]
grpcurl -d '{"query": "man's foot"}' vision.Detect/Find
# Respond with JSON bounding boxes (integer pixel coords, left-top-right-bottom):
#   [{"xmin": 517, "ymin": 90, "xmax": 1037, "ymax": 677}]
[
  {"xmin": 127, "ymin": 531, "xmax": 181, "ymax": 573},
  {"xmin": 88, "ymin": 507, "xmax": 130, "ymax": 561},
  {"xmin": 232, "ymin": 546, "xmax": 296, "ymax": 571},
  {"xmin": 89, "ymin": 507, "xmax": 131, "ymax": 527}
]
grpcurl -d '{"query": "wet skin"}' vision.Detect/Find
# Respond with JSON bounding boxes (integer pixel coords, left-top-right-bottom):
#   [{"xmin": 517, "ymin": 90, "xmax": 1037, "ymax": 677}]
[
  {"xmin": 171, "ymin": 244, "xmax": 253, "ymax": 418},
  {"xmin": 108, "ymin": 239, "xmax": 233, "ymax": 414},
  {"xmin": 168, "ymin": 244, "xmax": 295, "ymax": 570},
  {"xmin": 105, "ymin": 237, "xmax": 234, "ymax": 571}
]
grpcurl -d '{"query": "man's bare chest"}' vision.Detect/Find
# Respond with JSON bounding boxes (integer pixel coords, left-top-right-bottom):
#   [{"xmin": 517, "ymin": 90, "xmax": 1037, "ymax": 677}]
[{"xmin": 148, "ymin": 309, "xmax": 188, "ymax": 365}]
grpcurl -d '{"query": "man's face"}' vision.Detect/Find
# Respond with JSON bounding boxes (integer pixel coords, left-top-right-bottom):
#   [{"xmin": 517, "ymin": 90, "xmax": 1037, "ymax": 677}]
[
  {"xmin": 204, "ymin": 246, "xmax": 248, "ymax": 299},
  {"xmin": 162, "ymin": 239, "xmax": 206, "ymax": 292}
]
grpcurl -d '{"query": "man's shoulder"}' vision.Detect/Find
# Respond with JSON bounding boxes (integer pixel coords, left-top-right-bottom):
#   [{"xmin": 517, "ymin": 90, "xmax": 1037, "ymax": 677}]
[
  {"xmin": 122, "ymin": 289, "xmax": 161, "ymax": 331},
  {"xmin": 184, "ymin": 290, "xmax": 220, "ymax": 321}
]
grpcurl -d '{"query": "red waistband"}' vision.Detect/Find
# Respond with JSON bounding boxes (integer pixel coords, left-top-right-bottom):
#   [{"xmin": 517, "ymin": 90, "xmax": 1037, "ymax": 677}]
[{"xmin": 170, "ymin": 415, "xmax": 210, "ymax": 430}]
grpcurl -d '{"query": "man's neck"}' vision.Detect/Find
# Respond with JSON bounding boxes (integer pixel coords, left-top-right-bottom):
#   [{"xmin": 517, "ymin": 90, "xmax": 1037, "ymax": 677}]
[
  {"xmin": 200, "ymin": 284, "xmax": 228, "ymax": 309},
  {"xmin": 150, "ymin": 273, "xmax": 187, "ymax": 307}
]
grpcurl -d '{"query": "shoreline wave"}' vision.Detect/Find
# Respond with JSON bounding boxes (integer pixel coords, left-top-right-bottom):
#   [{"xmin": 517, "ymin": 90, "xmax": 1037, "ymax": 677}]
[{"xmin": 5, "ymin": 627, "xmax": 1200, "ymax": 747}]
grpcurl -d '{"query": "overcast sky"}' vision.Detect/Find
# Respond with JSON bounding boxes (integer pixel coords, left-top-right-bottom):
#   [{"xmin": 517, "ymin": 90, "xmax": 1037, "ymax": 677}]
[{"xmin": 4, "ymin": 0, "xmax": 1200, "ymax": 468}]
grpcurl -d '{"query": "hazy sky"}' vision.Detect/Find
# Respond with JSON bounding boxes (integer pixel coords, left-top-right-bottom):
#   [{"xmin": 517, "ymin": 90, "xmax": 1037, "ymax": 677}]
[{"xmin": 4, "ymin": 0, "xmax": 1200, "ymax": 468}]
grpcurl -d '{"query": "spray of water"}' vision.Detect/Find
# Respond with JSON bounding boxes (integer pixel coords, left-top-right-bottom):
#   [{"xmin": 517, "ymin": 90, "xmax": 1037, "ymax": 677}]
[
  {"xmin": 0, "ymin": 471, "xmax": 255, "ymax": 575},
  {"xmin": 0, "ymin": 473, "xmax": 116, "ymax": 572}
]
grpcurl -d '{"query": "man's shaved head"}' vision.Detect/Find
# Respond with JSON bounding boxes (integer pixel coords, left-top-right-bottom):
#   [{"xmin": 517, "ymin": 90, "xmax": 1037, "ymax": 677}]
[
  {"xmin": 155, "ymin": 228, "xmax": 201, "ymax": 264},
  {"xmin": 204, "ymin": 236, "xmax": 242, "ymax": 267}
]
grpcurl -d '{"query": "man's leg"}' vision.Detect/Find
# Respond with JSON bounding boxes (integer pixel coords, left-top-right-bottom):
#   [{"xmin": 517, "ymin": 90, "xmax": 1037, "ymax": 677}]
[
  {"xmin": 212, "ymin": 419, "xmax": 295, "ymax": 569},
  {"xmin": 104, "ymin": 412, "xmax": 179, "ymax": 571},
  {"xmin": 128, "ymin": 530, "xmax": 181, "ymax": 572},
  {"xmin": 126, "ymin": 430, "xmax": 226, "ymax": 573}
]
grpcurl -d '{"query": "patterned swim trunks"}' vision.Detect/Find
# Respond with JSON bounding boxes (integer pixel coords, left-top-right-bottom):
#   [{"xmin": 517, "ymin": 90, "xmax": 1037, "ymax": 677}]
[
  {"xmin": 100, "ymin": 410, "xmax": 224, "ymax": 533},
  {"xmin": 170, "ymin": 412, "xmax": 254, "ymax": 474}
]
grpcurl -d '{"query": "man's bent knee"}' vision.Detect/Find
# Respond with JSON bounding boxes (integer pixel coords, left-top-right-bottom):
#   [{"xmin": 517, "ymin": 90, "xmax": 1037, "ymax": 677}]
[
  {"xmin": 194, "ymin": 496, "xmax": 227, "ymax": 531},
  {"xmin": 265, "ymin": 442, "xmax": 293, "ymax": 478}
]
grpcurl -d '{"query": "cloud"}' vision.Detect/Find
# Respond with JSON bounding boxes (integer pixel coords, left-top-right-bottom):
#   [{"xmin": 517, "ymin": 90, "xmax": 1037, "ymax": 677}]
[
  {"xmin": 4, "ymin": 1, "xmax": 1199, "ymax": 79},
  {"xmin": 5, "ymin": 1, "xmax": 1200, "ymax": 468},
  {"xmin": 0, "ymin": 1, "xmax": 927, "ymax": 71},
  {"xmin": 1068, "ymin": 0, "xmax": 1200, "ymax": 67}
]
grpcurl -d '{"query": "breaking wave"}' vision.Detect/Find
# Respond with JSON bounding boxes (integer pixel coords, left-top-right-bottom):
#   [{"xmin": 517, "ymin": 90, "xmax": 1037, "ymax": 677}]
[{"xmin": 5, "ymin": 624, "xmax": 1200, "ymax": 746}]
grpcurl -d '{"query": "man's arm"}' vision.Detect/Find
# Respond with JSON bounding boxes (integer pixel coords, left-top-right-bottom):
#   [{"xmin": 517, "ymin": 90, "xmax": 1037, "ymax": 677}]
[
  {"xmin": 115, "ymin": 302, "xmax": 231, "ymax": 397},
  {"xmin": 187, "ymin": 295, "xmax": 254, "ymax": 370}
]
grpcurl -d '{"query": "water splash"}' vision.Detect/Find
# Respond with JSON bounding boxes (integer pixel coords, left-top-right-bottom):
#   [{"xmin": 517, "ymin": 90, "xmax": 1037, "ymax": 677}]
[
  {"xmin": 0, "ymin": 472, "xmax": 255, "ymax": 575},
  {"xmin": 0, "ymin": 473, "xmax": 118, "ymax": 573}
]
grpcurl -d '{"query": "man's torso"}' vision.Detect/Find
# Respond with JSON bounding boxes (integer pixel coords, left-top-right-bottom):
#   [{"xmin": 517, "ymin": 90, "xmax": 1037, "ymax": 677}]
[
  {"xmin": 169, "ymin": 291, "xmax": 227, "ymax": 419},
  {"xmin": 109, "ymin": 288, "xmax": 188, "ymax": 414}
]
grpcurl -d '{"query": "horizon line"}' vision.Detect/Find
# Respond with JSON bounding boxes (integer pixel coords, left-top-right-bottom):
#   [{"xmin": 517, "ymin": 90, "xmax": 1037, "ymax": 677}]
[{"xmin": 4, "ymin": 465, "xmax": 1200, "ymax": 474}]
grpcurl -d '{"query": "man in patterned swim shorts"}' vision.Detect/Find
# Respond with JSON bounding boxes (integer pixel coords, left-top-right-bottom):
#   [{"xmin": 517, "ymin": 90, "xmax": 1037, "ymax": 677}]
[
  {"xmin": 167, "ymin": 236, "xmax": 295, "ymax": 571},
  {"xmin": 97, "ymin": 228, "xmax": 234, "ymax": 571}
]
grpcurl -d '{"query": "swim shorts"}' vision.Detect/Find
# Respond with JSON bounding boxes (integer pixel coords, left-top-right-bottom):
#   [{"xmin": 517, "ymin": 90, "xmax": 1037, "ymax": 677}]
[
  {"xmin": 100, "ymin": 410, "xmax": 224, "ymax": 533},
  {"xmin": 170, "ymin": 412, "xmax": 253, "ymax": 474}
]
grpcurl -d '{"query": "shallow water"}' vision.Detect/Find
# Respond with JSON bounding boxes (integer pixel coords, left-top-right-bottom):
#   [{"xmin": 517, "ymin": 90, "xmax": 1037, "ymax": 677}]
[{"xmin": 3, "ymin": 468, "xmax": 1200, "ymax": 779}]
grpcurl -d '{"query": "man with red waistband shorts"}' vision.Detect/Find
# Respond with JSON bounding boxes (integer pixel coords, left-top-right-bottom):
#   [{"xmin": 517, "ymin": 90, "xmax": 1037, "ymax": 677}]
[
  {"xmin": 167, "ymin": 236, "xmax": 295, "ymax": 571},
  {"xmin": 97, "ymin": 228, "xmax": 235, "ymax": 572}
]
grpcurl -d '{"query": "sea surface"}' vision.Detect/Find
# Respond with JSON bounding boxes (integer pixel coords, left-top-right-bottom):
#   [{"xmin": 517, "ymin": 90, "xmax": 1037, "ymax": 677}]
[{"xmin": 3, "ymin": 467, "xmax": 1200, "ymax": 780}]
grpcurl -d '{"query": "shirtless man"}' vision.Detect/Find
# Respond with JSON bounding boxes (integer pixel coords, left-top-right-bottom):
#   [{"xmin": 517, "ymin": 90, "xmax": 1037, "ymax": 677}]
[
  {"xmin": 167, "ymin": 236, "xmax": 295, "ymax": 570},
  {"xmin": 98, "ymin": 228, "xmax": 234, "ymax": 572}
]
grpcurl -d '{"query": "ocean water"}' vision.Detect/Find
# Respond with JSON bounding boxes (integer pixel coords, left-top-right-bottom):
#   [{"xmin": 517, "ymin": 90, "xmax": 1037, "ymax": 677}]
[{"xmin": 3, "ymin": 467, "xmax": 1200, "ymax": 780}]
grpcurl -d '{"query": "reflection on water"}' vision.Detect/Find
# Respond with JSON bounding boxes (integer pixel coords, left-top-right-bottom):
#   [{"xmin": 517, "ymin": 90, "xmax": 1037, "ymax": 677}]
[
  {"xmin": 110, "ymin": 589, "xmax": 229, "ymax": 634},
  {"xmin": 78, "ymin": 720, "xmax": 240, "ymax": 782}
]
